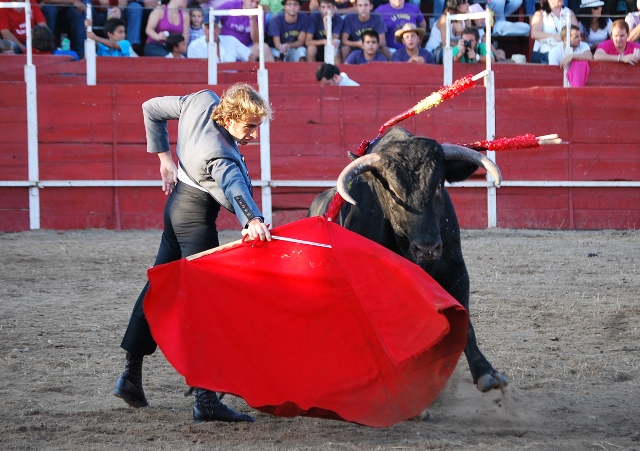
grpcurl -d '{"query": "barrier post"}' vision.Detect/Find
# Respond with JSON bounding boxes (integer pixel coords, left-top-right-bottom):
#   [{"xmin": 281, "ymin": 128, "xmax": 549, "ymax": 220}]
[
  {"xmin": 85, "ymin": 4, "xmax": 96, "ymax": 86},
  {"xmin": 324, "ymin": 11, "xmax": 334, "ymax": 64},
  {"xmin": 257, "ymin": 6, "xmax": 272, "ymax": 225},
  {"xmin": 562, "ymin": 11, "xmax": 572, "ymax": 88}
]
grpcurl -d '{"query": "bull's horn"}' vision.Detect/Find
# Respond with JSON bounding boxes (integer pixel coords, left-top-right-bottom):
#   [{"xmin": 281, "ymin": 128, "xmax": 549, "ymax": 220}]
[
  {"xmin": 336, "ymin": 153, "xmax": 382, "ymax": 205},
  {"xmin": 441, "ymin": 144, "xmax": 502, "ymax": 187}
]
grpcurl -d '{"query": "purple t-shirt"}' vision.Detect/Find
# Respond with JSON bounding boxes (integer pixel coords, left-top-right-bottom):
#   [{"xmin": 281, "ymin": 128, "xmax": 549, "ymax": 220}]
[
  {"xmin": 306, "ymin": 11, "xmax": 344, "ymax": 40},
  {"xmin": 267, "ymin": 13, "xmax": 310, "ymax": 43},
  {"xmin": 219, "ymin": 0, "xmax": 255, "ymax": 47},
  {"xmin": 596, "ymin": 39, "xmax": 640, "ymax": 55},
  {"xmin": 345, "ymin": 49, "xmax": 388, "ymax": 64},
  {"xmin": 374, "ymin": 2, "xmax": 424, "ymax": 50},
  {"xmin": 341, "ymin": 14, "xmax": 387, "ymax": 43},
  {"xmin": 391, "ymin": 47, "xmax": 435, "ymax": 63}
]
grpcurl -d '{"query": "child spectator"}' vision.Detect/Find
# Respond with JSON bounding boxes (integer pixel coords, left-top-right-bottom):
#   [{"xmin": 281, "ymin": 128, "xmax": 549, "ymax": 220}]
[
  {"xmin": 391, "ymin": 23, "xmax": 434, "ymax": 63},
  {"xmin": 340, "ymin": 0, "xmax": 387, "ymax": 61},
  {"xmin": 86, "ymin": 17, "xmax": 133, "ymax": 56},
  {"xmin": 31, "ymin": 24, "xmax": 79, "ymax": 59},
  {"xmin": 165, "ymin": 32, "xmax": 186, "ymax": 56},
  {"xmin": 0, "ymin": 0, "xmax": 47, "ymax": 54},
  {"xmin": 345, "ymin": 29, "xmax": 387, "ymax": 63},
  {"xmin": 594, "ymin": 19, "xmax": 640, "ymax": 64},
  {"xmin": 316, "ymin": 62, "xmax": 360, "ymax": 85},
  {"xmin": 187, "ymin": 16, "xmax": 251, "ymax": 61},
  {"xmin": 374, "ymin": 0, "xmax": 426, "ymax": 53},
  {"xmin": 268, "ymin": 0, "xmax": 309, "ymax": 61},
  {"xmin": 626, "ymin": 0, "xmax": 640, "ymax": 42},
  {"xmin": 189, "ymin": 7, "xmax": 205, "ymax": 45},
  {"xmin": 0, "ymin": 38, "xmax": 14, "ymax": 54},
  {"xmin": 305, "ymin": 0, "xmax": 344, "ymax": 62},
  {"xmin": 578, "ymin": 0, "xmax": 612, "ymax": 52}
]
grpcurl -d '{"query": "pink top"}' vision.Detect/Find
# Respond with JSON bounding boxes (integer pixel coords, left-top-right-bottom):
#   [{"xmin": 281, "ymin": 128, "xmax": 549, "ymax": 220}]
[
  {"xmin": 147, "ymin": 5, "xmax": 185, "ymax": 43},
  {"xmin": 596, "ymin": 39, "xmax": 640, "ymax": 55}
]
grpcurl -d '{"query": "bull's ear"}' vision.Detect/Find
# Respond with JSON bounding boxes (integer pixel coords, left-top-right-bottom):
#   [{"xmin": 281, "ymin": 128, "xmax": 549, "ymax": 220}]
[
  {"xmin": 444, "ymin": 161, "xmax": 479, "ymax": 183},
  {"xmin": 348, "ymin": 152, "xmax": 359, "ymax": 161}
]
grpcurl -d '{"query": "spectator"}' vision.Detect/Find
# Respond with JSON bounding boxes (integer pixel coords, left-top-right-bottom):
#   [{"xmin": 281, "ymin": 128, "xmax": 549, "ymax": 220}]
[
  {"xmin": 594, "ymin": 19, "xmax": 640, "ymax": 64},
  {"xmin": 260, "ymin": 0, "xmax": 284, "ymax": 23},
  {"xmin": 374, "ymin": 0, "xmax": 426, "ymax": 53},
  {"xmin": 392, "ymin": 23, "xmax": 434, "ymax": 63},
  {"xmin": 268, "ymin": 0, "xmax": 309, "ymax": 61},
  {"xmin": 468, "ymin": 3, "xmax": 507, "ymax": 61},
  {"xmin": 0, "ymin": 37, "xmax": 14, "ymax": 53},
  {"xmin": 219, "ymin": 0, "xmax": 274, "ymax": 62},
  {"xmin": 310, "ymin": 0, "xmax": 357, "ymax": 13},
  {"xmin": 145, "ymin": 0, "xmax": 189, "ymax": 56},
  {"xmin": 105, "ymin": 0, "xmax": 145, "ymax": 51},
  {"xmin": 32, "ymin": 23, "xmax": 79, "ymax": 58},
  {"xmin": 530, "ymin": 0, "xmax": 579, "ymax": 64},
  {"xmin": 316, "ymin": 62, "xmax": 360, "ymax": 85},
  {"xmin": 165, "ymin": 32, "xmax": 186, "ymax": 56},
  {"xmin": 451, "ymin": 26, "xmax": 493, "ymax": 63},
  {"xmin": 0, "ymin": 0, "xmax": 47, "ymax": 54},
  {"xmin": 578, "ymin": 0, "xmax": 612, "ymax": 52},
  {"xmin": 188, "ymin": 6, "xmax": 205, "ymax": 44},
  {"xmin": 340, "ymin": 0, "xmax": 387, "ymax": 62},
  {"xmin": 424, "ymin": 0, "xmax": 470, "ymax": 64},
  {"xmin": 485, "ymin": 0, "xmax": 530, "ymax": 36},
  {"xmin": 345, "ymin": 28, "xmax": 387, "ymax": 63},
  {"xmin": 187, "ymin": 15, "xmax": 252, "ymax": 61},
  {"xmin": 86, "ymin": 17, "xmax": 133, "ymax": 55},
  {"xmin": 626, "ymin": 0, "xmax": 640, "ymax": 43},
  {"xmin": 548, "ymin": 25, "xmax": 592, "ymax": 66},
  {"xmin": 306, "ymin": 0, "xmax": 343, "ymax": 62}
]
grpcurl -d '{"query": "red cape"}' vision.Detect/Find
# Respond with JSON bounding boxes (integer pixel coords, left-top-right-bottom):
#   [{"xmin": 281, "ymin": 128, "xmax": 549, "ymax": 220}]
[{"xmin": 144, "ymin": 216, "xmax": 467, "ymax": 427}]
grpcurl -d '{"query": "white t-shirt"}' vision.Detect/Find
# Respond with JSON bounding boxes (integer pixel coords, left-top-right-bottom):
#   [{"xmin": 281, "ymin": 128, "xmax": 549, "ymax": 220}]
[
  {"xmin": 338, "ymin": 73, "xmax": 360, "ymax": 86},
  {"xmin": 579, "ymin": 19, "xmax": 612, "ymax": 46},
  {"xmin": 548, "ymin": 41, "xmax": 590, "ymax": 66},
  {"xmin": 186, "ymin": 35, "xmax": 251, "ymax": 62}
]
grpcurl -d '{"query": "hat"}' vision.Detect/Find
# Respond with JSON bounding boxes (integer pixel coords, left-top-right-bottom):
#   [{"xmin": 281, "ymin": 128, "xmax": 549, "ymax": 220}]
[
  {"xmin": 511, "ymin": 54, "xmax": 526, "ymax": 63},
  {"xmin": 468, "ymin": 3, "xmax": 484, "ymax": 13},
  {"xmin": 580, "ymin": 0, "xmax": 604, "ymax": 7},
  {"xmin": 394, "ymin": 23, "xmax": 426, "ymax": 43}
]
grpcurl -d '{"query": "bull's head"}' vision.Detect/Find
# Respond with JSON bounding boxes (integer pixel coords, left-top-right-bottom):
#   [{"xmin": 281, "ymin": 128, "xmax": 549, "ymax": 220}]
[{"xmin": 336, "ymin": 132, "xmax": 501, "ymax": 264}]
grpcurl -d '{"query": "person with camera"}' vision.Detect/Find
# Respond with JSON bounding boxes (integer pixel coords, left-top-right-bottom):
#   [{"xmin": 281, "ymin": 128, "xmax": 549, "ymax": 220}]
[{"xmin": 452, "ymin": 26, "xmax": 493, "ymax": 63}]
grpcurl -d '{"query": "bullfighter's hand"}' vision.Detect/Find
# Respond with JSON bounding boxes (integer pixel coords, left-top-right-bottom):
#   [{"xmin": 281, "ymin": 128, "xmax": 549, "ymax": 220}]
[
  {"xmin": 158, "ymin": 152, "xmax": 178, "ymax": 195},
  {"xmin": 246, "ymin": 219, "xmax": 271, "ymax": 242}
]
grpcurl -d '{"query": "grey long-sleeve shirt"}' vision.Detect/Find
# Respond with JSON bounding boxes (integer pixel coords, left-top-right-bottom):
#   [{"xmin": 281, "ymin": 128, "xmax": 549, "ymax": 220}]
[{"xmin": 142, "ymin": 90, "xmax": 262, "ymax": 227}]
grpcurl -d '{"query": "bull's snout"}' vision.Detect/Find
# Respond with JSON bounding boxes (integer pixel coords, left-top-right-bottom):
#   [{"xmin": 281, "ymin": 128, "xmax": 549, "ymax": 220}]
[{"xmin": 409, "ymin": 239, "xmax": 443, "ymax": 262}]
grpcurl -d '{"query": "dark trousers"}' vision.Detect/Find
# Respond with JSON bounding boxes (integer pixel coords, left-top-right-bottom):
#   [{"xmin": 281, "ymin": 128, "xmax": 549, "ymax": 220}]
[{"xmin": 121, "ymin": 182, "xmax": 221, "ymax": 355}]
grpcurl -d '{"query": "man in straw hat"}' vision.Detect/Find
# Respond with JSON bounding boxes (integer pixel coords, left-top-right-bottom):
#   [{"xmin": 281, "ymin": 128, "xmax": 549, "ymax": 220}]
[{"xmin": 391, "ymin": 23, "xmax": 434, "ymax": 63}]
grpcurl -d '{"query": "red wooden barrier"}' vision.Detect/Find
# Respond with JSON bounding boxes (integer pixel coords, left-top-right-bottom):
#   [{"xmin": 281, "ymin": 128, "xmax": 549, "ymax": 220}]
[{"xmin": 1, "ymin": 58, "xmax": 639, "ymax": 231}]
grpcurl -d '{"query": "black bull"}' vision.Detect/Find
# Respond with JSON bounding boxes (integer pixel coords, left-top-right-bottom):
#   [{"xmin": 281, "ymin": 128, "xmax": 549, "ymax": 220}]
[{"xmin": 308, "ymin": 127, "xmax": 508, "ymax": 392}]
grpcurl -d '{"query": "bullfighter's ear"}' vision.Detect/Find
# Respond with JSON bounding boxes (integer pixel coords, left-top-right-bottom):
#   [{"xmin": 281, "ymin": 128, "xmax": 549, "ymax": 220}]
[{"xmin": 444, "ymin": 160, "xmax": 480, "ymax": 184}]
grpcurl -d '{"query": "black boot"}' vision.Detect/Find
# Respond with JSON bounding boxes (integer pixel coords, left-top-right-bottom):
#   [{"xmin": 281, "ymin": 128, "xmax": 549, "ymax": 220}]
[
  {"xmin": 113, "ymin": 352, "xmax": 149, "ymax": 408},
  {"xmin": 192, "ymin": 388, "xmax": 255, "ymax": 424}
]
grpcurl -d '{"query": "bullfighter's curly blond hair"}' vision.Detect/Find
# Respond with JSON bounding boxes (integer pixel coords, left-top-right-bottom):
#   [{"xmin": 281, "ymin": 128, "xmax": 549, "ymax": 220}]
[{"xmin": 210, "ymin": 83, "xmax": 272, "ymax": 124}]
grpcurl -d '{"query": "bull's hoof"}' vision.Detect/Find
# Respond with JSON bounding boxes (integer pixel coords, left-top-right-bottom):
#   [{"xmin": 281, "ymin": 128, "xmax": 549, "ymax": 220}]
[{"xmin": 477, "ymin": 372, "xmax": 509, "ymax": 393}]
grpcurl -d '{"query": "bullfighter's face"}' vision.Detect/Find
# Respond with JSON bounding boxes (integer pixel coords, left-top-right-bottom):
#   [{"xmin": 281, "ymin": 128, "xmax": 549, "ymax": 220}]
[{"xmin": 224, "ymin": 114, "xmax": 263, "ymax": 145}]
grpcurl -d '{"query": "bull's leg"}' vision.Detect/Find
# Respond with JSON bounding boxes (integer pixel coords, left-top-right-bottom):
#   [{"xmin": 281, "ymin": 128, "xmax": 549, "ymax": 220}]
[{"xmin": 436, "ymin": 262, "xmax": 508, "ymax": 392}]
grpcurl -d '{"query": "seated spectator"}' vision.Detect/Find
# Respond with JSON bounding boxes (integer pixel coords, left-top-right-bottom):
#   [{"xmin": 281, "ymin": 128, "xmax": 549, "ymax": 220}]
[
  {"xmin": 189, "ymin": 7, "xmax": 205, "ymax": 45},
  {"xmin": 374, "ymin": 0, "xmax": 426, "ymax": 54},
  {"xmin": 305, "ymin": 0, "xmax": 343, "ymax": 62},
  {"xmin": 310, "ymin": 0, "xmax": 357, "ymax": 14},
  {"xmin": 452, "ymin": 26, "xmax": 493, "ymax": 63},
  {"xmin": 578, "ymin": 0, "xmax": 612, "ymax": 52},
  {"xmin": 626, "ymin": 0, "xmax": 640, "ymax": 43},
  {"xmin": 340, "ymin": 0, "xmax": 387, "ymax": 62},
  {"xmin": 145, "ymin": 0, "xmax": 189, "ymax": 56},
  {"xmin": 549, "ymin": 25, "xmax": 592, "ymax": 66},
  {"xmin": 219, "ymin": 0, "xmax": 274, "ymax": 62},
  {"xmin": 268, "ymin": 0, "xmax": 309, "ymax": 61},
  {"xmin": 104, "ymin": 0, "xmax": 145, "ymax": 51},
  {"xmin": 594, "ymin": 19, "xmax": 640, "ymax": 64},
  {"xmin": 424, "ymin": 0, "xmax": 470, "ymax": 64},
  {"xmin": 31, "ymin": 24, "xmax": 79, "ymax": 58},
  {"xmin": 316, "ymin": 62, "xmax": 360, "ymax": 85},
  {"xmin": 468, "ymin": 3, "xmax": 507, "ymax": 61},
  {"xmin": 0, "ymin": 0, "xmax": 47, "ymax": 54},
  {"xmin": 165, "ymin": 32, "xmax": 186, "ymax": 56},
  {"xmin": 86, "ymin": 17, "xmax": 133, "ymax": 56},
  {"xmin": 530, "ymin": 0, "xmax": 579, "ymax": 64},
  {"xmin": 392, "ymin": 23, "xmax": 434, "ymax": 63},
  {"xmin": 187, "ymin": 15, "xmax": 251, "ymax": 61},
  {"xmin": 0, "ymin": 38, "xmax": 15, "ymax": 54},
  {"xmin": 345, "ymin": 28, "xmax": 387, "ymax": 63}
]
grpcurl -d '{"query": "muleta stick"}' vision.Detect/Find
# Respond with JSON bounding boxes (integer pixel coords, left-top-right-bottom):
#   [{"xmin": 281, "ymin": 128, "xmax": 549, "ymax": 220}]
[{"xmin": 458, "ymin": 134, "xmax": 563, "ymax": 151}]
